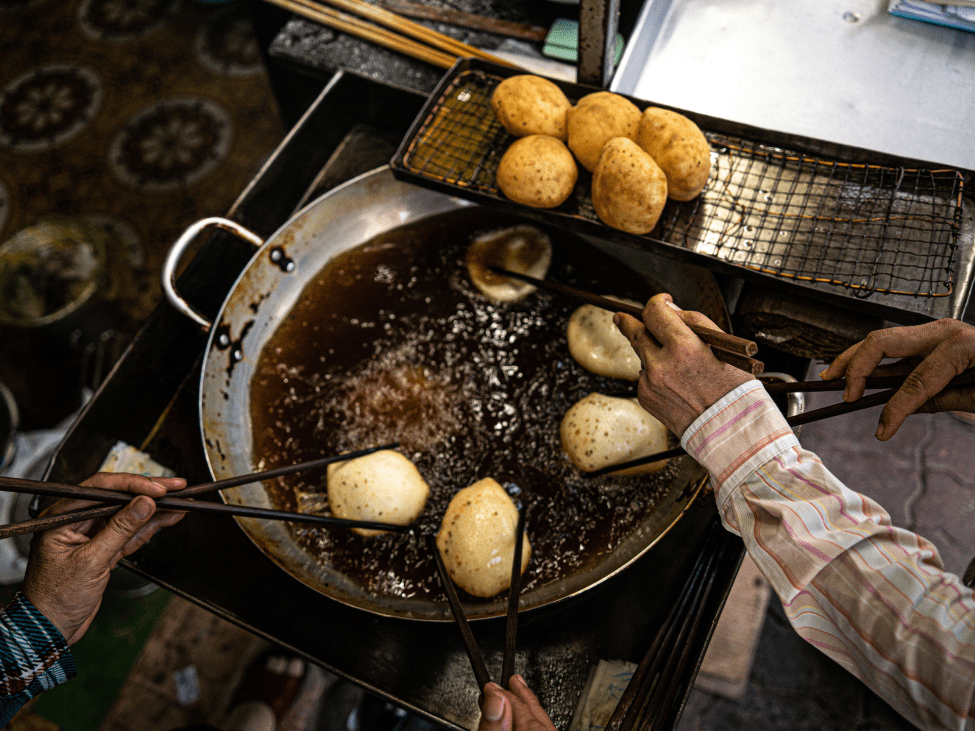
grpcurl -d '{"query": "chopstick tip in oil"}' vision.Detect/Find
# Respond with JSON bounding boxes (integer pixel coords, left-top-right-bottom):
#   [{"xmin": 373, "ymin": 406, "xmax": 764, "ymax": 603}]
[{"xmin": 486, "ymin": 266, "xmax": 759, "ymax": 359}]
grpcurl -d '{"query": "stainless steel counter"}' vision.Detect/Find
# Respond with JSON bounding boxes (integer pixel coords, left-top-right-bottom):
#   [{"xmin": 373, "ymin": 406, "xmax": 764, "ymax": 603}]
[{"xmin": 612, "ymin": 0, "xmax": 975, "ymax": 172}]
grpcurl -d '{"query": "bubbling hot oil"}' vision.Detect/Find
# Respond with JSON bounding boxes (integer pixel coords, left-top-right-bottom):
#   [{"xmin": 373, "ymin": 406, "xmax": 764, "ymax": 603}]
[{"xmin": 250, "ymin": 209, "xmax": 679, "ymax": 601}]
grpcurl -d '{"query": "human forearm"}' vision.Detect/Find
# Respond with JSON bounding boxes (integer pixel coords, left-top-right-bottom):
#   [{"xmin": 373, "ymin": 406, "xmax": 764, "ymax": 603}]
[{"xmin": 689, "ymin": 385, "xmax": 975, "ymax": 730}]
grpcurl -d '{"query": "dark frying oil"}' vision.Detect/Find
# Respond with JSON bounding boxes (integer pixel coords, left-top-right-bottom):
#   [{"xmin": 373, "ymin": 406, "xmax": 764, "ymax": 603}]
[{"xmin": 250, "ymin": 209, "xmax": 678, "ymax": 601}]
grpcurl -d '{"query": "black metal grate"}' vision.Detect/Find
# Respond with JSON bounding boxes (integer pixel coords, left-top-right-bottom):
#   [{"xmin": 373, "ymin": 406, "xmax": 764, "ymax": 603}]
[{"xmin": 400, "ymin": 69, "xmax": 964, "ymax": 298}]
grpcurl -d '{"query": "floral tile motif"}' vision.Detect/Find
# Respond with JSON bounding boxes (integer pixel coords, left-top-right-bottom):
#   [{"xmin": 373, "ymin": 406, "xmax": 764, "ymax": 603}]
[
  {"xmin": 109, "ymin": 96, "xmax": 233, "ymax": 191},
  {"xmin": 76, "ymin": 0, "xmax": 176, "ymax": 41},
  {"xmin": 195, "ymin": 5, "xmax": 263, "ymax": 77},
  {"xmin": 0, "ymin": 63, "xmax": 103, "ymax": 152}
]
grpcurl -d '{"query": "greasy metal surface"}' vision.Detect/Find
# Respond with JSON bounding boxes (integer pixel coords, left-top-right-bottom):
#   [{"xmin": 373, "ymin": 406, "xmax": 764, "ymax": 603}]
[
  {"xmin": 194, "ymin": 166, "xmax": 730, "ymax": 622},
  {"xmin": 612, "ymin": 0, "xmax": 975, "ymax": 173},
  {"xmin": 577, "ymin": 0, "xmax": 620, "ymax": 87}
]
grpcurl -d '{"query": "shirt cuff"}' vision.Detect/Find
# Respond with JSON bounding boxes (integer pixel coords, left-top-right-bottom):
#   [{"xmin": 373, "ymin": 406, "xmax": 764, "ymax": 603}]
[
  {"xmin": 680, "ymin": 380, "xmax": 799, "ymax": 507},
  {"xmin": 0, "ymin": 593, "xmax": 76, "ymax": 698}
]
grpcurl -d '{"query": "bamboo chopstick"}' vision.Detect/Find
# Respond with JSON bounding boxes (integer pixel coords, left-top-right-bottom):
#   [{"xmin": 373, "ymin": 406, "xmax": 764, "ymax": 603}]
[
  {"xmin": 501, "ymin": 506, "xmax": 526, "ymax": 689},
  {"xmin": 487, "ymin": 266, "xmax": 764, "ymax": 374},
  {"xmin": 0, "ymin": 444, "xmax": 402, "ymax": 539},
  {"xmin": 428, "ymin": 534, "xmax": 492, "ymax": 688},
  {"xmin": 315, "ymin": 0, "xmax": 521, "ymax": 68},
  {"xmin": 266, "ymin": 0, "xmax": 456, "ymax": 68}
]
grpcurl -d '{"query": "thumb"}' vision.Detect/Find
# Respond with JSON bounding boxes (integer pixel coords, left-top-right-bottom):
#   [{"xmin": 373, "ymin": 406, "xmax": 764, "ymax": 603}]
[{"xmin": 87, "ymin": 496, "xmax": 157, "ymax": 565}]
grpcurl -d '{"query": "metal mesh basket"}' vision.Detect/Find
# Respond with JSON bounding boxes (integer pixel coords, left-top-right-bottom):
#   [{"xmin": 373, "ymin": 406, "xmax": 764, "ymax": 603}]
[{"xmin": 398, "ymin": 68, "xmax": 964, "ymax": 299}]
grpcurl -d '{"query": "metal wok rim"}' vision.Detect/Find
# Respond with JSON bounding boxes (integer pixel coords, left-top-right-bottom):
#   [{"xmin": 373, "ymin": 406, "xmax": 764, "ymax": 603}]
[{"xmin": 198, "ymin": 166, "xmax": 724, "ymax": 622}]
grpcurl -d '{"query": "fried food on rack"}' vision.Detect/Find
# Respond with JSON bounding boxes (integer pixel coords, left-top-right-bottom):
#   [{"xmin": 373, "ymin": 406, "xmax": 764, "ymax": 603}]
[
  {"xmin": 491, "ymin": 74, "xmax": 571, "ymax": 140},
  {"xmin": 496, "ymin": 135, "xmax": 578, "ymax": 209},
  {"xmin": 591, "ymin": 137, "xmax": 668, "ymax": 234},
  {"xmin": 636, "ymin": 107, "xmax": 711, "ymax": 201},
  {"xmin": 567, "ymin": 91, "xmax": 641, "ymax": 173}
]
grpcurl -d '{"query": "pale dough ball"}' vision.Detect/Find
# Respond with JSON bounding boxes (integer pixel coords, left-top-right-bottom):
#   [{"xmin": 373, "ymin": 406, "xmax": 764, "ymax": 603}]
[
  {"xmin": 436, "ymin": 478, "xmax": 531, "ymax": 598},
  {"xmin": 496, "ymin": 135, "xmax": 578, "ymax": 209},
  {"xmin": 567, "ymin": 91, "xmax": 641, "ymax": 172},
  {"xmin": 327, "ymin": 450, "xmax": 430, "ymax": 536},
  {"xmin": 636, "ymin": 107, "xmax": 711, "ymax": 201},
  {"xmin": 591, "ymin": 137, "xmax": 668, "ymax": 235},
  {"xmin": 465, "ymin": 225, "xmax": 552, "ymax": 302},
  {"xmin": 560, "ymin": 393, "xmax": 671, "ymax": 475},
  {"xmin": 491, "ymin": 75, "xmax": 571, "ymax": 140},
  {"xmin": 567, "ymin": 297, "xmax": 644, "ymax": 381}
]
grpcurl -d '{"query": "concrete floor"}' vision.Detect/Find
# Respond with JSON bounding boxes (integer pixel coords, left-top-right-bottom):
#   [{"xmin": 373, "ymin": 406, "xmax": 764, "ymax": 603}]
[{"xmin": 677, "ymin": 363, "xmax": 975, "ymax": 731}]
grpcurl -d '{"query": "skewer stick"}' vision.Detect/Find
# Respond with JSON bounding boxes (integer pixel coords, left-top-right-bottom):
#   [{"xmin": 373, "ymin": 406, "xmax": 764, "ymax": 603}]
[
  {"xmin": 265, "ymin": 0, "xmax": 457, "ymax": 69},
  {"xmin": 428, "ymin": 535, "xmax": 493, "ymax": 688},
  {"xmin": 487, "ymin": 266, "xmax": 763, "ymax": 374}
]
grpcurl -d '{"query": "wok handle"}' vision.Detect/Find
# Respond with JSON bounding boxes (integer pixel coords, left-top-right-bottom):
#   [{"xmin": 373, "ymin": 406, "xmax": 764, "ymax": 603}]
[{"xmin": 162, "ymin": 217, "xmax": 265, "ymax": 329}]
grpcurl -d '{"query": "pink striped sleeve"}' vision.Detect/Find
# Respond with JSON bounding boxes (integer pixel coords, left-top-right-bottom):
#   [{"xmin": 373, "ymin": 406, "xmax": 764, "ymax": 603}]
[{"xmin": 684, "ymin": 383, "xmax": 975, "ymax": 731}]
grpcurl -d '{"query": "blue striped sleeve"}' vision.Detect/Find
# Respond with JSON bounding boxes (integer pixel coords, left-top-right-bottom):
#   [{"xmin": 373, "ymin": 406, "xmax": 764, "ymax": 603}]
[{"xmin": 0, "ymin": 593, "xmax": 76, "ymax": 727}]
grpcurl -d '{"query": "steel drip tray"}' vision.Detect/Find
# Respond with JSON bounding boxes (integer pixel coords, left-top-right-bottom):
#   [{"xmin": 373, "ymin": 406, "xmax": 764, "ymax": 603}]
[{"xmin": 391, "ymin": 60, "xmax": 975, "ymax": 324}]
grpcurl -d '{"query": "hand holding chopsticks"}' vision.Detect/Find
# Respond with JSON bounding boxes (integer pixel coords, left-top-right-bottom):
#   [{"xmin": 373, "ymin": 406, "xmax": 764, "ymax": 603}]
[
  {"xmin": 0, "ymin": 443, "xmax": 406, "ymax": 539},
  {"xmin": 427, "ymin": 504, "xmax": 526, "ymax": 691}
]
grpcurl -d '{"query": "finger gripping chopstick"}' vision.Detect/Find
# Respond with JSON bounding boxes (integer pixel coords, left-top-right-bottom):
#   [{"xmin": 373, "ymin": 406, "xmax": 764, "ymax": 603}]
[{"xmin": 487, "ymin": 266, "xmax": 762, "ymax": 372}]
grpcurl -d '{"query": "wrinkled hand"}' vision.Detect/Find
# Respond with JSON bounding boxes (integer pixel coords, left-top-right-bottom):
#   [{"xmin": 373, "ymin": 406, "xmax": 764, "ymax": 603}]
[
  {"xmin": 478, "ymin": 676, "xmax": 557, "ymax": 731},
  {"xmin": 613, "ymin": 293, "xmax": 755, "ymax": 437},
  {"xmin": 21, "ymin": 472, "xmax": 186, "ymax": 645},
  {"xmin": 819, "ymin": 318, "xmax": 975, "ymax": 441}
]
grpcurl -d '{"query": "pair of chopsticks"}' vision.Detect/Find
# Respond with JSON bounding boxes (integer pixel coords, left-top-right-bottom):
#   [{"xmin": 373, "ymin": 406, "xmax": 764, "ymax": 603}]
[
  {"xmin": 0, "ymin": 444, "xmax": 407, "ymax": 540},
  {"xmin": 586, "ymin": 367, "xmax": 975, "ymax": 477},
  {"xmin": 488, "ymin": 267, "xmax": 764, "ymax": 375},
  {"xmin": 264, "ymin": 0, "xmax": 522, "ymax": 70},
  {"xmin": 428, "ymin": 506, "xmax": 527, "ymax": 690},
  {"xmin": 606, "ymin": 516, "xmax": 730, "ymax": 731}
]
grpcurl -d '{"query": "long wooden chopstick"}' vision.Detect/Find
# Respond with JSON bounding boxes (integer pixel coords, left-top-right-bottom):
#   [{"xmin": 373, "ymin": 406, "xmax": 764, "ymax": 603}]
[
  {"xmin": 487, "ymin": 266, "xmax": 764, "ymax": 375},
  {"xmin": 316, "ymin": 0, "xmax": 521, "ymax": 68},
  {"xmin": 428, "ymin": 534, "xmax": 493, "ymax": 688},
  {"xmin": 379, "ymin": 0, "xmax": 549, "ymax": 43},
  {"xmin": 501, "ymin": 507, "xmax": 526, "ymax": 689},
  {"xmin": 266, "ymin": 0, "xmax": 456, "ymax": 68},
  {"xmin": 0, "ymin": 444, "xmax": 402, "ymax": 539},
  {"xmin": 763, "ymin": 367, "xmax": 975, "ymax": 394}
]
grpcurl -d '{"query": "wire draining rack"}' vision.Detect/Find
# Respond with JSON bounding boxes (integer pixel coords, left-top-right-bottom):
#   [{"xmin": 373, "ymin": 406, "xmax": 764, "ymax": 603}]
[{"xmin": 391, "ymin": 60, "xmax": 975, "ymax": 324}]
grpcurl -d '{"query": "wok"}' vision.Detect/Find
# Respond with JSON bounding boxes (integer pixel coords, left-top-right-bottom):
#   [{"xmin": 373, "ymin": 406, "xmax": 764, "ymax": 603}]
[{"xmin": 163, "ymin": 167, "xmax": 731, "ymax": 621}]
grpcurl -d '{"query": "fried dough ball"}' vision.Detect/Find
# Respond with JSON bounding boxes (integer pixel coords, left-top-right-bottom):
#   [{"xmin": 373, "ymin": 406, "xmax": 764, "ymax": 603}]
[
  {"xmin": 491, "ymin": 74, "xmax": 571, "ymax": 140},
  {"xmin": 327, "ymin": 450, "xmax": 430, "ymax": 536},
  {"xmin": 436, "ymin": 478, "xmax": 531, "ymax": 598},
  {"xmin": 591, "ymin": 137, "xmax": 668, "ymax": 234},
  {"xmin": 567, "ymin": 297, "xmax": 644, "ymax": 381},
  {"xmin": 465, "ymin": 225, "xmax": 552, "ymax": 302},
  {"xmin": 636, "ymin": 107, "xmax": 711, "ymax": 201},
  {"xmin": 561, "ymin": 393, "xmax": 671, "ymax": 475},
  {"xmin": 496, "ymin": 135, "xmax": 578, "ymax": 209},
  {"xmin": 567, "ymin": 91, "xmax": 641, "ymax": 172}
]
